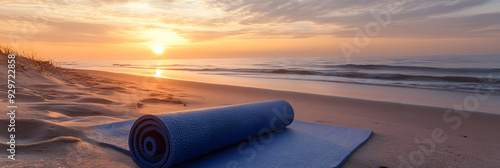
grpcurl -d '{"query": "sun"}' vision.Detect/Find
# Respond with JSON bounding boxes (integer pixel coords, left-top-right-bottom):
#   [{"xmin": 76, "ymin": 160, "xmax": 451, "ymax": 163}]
[{"xmin": 153, "ymin": 46, "xmax": 164, "ymax": 55}]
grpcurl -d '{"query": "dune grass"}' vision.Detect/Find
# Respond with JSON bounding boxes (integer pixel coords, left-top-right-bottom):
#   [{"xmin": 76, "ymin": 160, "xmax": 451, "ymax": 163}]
[{"xmin": 1, "ymin": 43, "xmax": 59, "ymax": 72}]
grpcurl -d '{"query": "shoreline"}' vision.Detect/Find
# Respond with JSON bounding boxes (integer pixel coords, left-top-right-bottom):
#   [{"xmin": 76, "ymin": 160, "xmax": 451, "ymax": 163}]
[{"xmin": 74, "ymin": 68, "xmax": 500, "ymax": 114}]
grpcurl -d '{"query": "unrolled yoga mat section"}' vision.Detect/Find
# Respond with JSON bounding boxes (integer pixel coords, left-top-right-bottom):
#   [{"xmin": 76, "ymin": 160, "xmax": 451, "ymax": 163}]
[{"xmin": 89, "ymin": 100, "xmax": 373, "ymax": 168}]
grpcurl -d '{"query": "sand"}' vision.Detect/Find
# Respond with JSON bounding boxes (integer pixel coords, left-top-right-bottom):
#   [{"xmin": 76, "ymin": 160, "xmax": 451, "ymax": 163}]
[{"xmin": 1, "ymin": 56, "xmax": 499, "ymax": 167}]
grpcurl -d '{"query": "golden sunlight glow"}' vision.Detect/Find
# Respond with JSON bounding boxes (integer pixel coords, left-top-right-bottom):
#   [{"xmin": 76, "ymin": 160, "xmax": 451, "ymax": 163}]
[
  {"xmin": 153, "ymin": 46, "xmax": 164, "ymax": 55},
  {"xmin": 154, "ymin": 69, "xmax": 164, "ymax": 77},
  {"xmin": 140, "ymin": 30, "xmax": 189, "ymax": 49}
]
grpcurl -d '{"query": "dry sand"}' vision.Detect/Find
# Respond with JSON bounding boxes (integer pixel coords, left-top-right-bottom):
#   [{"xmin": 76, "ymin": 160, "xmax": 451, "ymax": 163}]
[{"xmin": 0, "ymin": 56, "xmax": 499, "ymax": 167}]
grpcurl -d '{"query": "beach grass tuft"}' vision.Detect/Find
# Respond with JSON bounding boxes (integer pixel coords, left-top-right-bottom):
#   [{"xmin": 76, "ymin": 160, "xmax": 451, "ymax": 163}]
[{"xmin": 0, "ymin": 42, "xmax": 59, "ymax": 72}]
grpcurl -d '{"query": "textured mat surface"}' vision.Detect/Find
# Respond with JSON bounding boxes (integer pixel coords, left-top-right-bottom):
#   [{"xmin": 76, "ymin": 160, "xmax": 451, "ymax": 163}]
[{"xmin": 88, "ymin": 100, "xmax": 372, "ymax": 168}]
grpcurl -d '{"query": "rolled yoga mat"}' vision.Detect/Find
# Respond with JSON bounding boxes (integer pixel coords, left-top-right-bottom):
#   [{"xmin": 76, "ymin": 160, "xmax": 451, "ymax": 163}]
[{"xmin": 89, "ymin": 100, "xmax": 373, "ymax": 168}]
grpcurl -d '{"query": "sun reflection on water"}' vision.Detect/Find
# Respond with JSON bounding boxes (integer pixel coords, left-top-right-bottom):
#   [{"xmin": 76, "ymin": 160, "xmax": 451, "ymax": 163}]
[{"xmin": 154, "ymin": 69, "xmax": 164, "ymax": 77}]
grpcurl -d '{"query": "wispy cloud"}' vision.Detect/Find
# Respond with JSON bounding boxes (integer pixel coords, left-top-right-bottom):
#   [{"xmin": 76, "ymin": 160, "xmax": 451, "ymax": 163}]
[
  {"xmin": 208, "ymin": 0, "xmax": 498, "ymax": 38},
  {"xmin": 1, "ymin": 0, "xmax": 499, "ymax": 49},
  {"xmin": 33, "ymin": 21, "xmax": 146, "ymax": 43}
]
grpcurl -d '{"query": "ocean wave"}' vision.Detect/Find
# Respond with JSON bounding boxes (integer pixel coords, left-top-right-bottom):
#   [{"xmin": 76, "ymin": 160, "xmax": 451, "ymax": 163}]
[
  {"xmin": 328, "ymin": 64, "xmax": 500, "ymax": 73},
  {"xmin": 152, "ymin": 67, "xmax": 499, "ymax": 84},
  {"xmin": 156, "ymin": 68, "xmax": 321, "ymax": 75},
  {"xmin": 112, "ymin": 64, "xmax": 132, "ymax": 67},
  {"xmin": 325, "ymin": 72, "xmax": 500, "ymax": 84}
]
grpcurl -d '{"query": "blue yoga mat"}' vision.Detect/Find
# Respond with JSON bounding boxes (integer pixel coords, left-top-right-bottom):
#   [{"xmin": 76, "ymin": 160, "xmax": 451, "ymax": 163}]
[{"xmin": 88, "ymin": 100, "xmax": 372, "ymax": 168}]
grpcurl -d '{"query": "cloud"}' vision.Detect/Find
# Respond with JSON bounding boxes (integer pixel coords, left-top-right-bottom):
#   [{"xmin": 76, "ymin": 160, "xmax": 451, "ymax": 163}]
[
  {"xmin": 83, "ymin": 0, "xmax": 140, "ymax": 7},
  {"xmin": 173, "ymin": 29, "xmax": 249, "ymax": 42},
  {"xmin": 2, "ymin": 0, "xmax": 499, "ymax": 45},
  {"xmin": 172, "ymin": 21, "xmax": 340, "ymax": 42},
  {"xmin": 33, "ymin": 21, "xmax": 148, "ymax": 43},
  {"xmin": 209, "ymin": 0, "xmax": 498, "ymax": 38},
  {"xmin": 214, "ymin": 0, "xmax": 489, "ymax": 24},
  {"xmin": 1, "ymin": 18, "xmax": 146, "ymax": 43},
  {"xmin": 48, "ymin": 21, "xmax": 110, "ymax": 34},
  {"xmin": 334, "ymin": 11, "xmax": 500, "ymax": 38},
  {"xmin": 386, "ymin": 12, "xmax": 500, "ymax": 38}
]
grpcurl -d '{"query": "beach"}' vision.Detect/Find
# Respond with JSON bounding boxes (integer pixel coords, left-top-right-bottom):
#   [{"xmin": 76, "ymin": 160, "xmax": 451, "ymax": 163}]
[
  {"xmin": 3, "ymin": 0, "xmax": 500, "ymax": 167},
  {"xmin": 1, "ymin": 56, "xmax": 499, "ymax": 167}
]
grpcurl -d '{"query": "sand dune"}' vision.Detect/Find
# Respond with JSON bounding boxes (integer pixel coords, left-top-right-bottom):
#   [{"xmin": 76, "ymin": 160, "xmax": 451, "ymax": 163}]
[
  {"xmin": 0, "ymin": 119, "xmax": 81, "ymax": 144},
  {"xmin": 0, "ymin": 55, "xmax": 187, "ymax": 167}
]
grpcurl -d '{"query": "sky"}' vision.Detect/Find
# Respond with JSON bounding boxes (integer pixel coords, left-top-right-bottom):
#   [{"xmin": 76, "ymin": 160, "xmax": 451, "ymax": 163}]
[{"xmin": 1, "ymin": 0, "xmax": 499, "ymax": 61}]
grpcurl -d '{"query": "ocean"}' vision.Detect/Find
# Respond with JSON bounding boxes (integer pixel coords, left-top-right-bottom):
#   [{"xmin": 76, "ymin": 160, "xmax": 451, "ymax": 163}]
[{"xmin": 62, "ymin": 55, "xmax": 500, "ymax": 95}]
